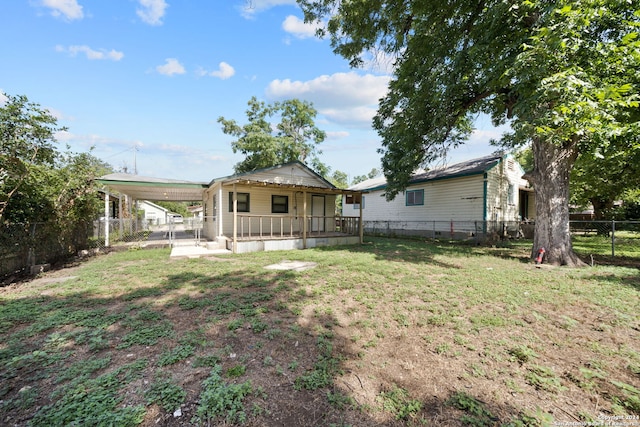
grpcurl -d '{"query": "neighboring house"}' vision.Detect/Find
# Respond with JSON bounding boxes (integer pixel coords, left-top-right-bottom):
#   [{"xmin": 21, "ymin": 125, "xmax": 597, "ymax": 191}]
[
  {"xmin": 137, "ymin": 200, "xmax": 170, "ymax": 225},
  {"xmin": 347, "ymin": 153, "xmax": 535, "ymax": 239},
  {"xmin": 187, "ymin": 205, "xmax": 203, "ymax": 219},
  {"xmin": 97, "ymin": 162, "xmax": 364, "ymax": 253}
]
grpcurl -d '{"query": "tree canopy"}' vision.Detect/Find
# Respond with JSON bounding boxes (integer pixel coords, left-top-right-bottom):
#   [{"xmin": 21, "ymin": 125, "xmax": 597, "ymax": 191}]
[
  {"xmin": 1, "ymin": 94, "xmax": 62, "ymax": 222},
  {"xmin": 218, "ymin": 97, "xmax": 329, "ymax": 176},
  {"xmin": 299, "ymin": 0, "xmax": 640, "ymax": 265},
  {"xmin": 1, "ymin": 93, "xmax": 112, "ymax": 253}
]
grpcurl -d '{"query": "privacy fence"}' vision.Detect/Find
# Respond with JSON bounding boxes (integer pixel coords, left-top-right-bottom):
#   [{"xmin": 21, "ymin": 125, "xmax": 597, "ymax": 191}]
[{"xmin": 2, "ymin": 219, "xmax": 638, "ymax": 281}]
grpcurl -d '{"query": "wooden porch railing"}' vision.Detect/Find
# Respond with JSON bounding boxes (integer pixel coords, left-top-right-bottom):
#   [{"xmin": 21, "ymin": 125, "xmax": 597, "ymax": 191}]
[{"xmin": 236, "ymin": 215, "xmax": 360, "ymax": 239}]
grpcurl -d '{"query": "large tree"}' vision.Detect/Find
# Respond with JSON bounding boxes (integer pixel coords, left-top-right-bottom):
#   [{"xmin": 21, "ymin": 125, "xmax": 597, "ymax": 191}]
[
  {"xmin": 1, "ymin": 94, "xmax": 62, "ymax": 223},
  {"xmin": 218, "ymin": 97, "xmax": 329, "ymax": 176},
  {"xmin": 299, "ymin": 0, "xmax": 640, "ymax": 265}
]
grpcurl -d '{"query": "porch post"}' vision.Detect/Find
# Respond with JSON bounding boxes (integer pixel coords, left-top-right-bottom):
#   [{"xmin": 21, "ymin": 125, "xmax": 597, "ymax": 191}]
[
  {"xmin": 359, "ymin": 193, "xmax": 364, "ymax": 244},
  {"xmin": 217, "ymin": 186, "xmax": 223, "ymax": 238},
  {"xmin": 232, "ymin": 184, "xmax": 237, "ymax": 254},
  {"xmin": 104, "ymin": 191, "xmax": 110, "ymax": 247},
  {"xmin": 302, "ymin": 190, "xmax": 307, "ymax": 249}
]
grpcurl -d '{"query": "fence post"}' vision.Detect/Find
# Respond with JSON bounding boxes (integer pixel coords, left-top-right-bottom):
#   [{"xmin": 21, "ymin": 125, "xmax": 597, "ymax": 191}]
[
  {"xmin": 104, "ymin": 192, "xmax": 110, "ymax": 247},
  {"xmin": 611, "ymin": 220, "xmax": 615, "ymax": 257}
]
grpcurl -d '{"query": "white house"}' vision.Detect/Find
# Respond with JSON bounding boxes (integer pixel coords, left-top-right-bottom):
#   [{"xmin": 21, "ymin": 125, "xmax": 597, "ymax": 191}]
[
  {"xmin": 136, "ymin": 200, "xmax": 171, "ymax": 225},
  {"xmin": 346, "ymin": 153, "xmax": 535, "ymax": 239},
  {"xmin": 97, "ymin": 162, "xmax": 364, "ymax": 253}
]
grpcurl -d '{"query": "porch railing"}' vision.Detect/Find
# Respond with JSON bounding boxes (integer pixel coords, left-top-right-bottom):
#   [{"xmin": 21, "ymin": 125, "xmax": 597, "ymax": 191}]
[{"xmin": 236, "ymin": 215, "xmax": 360, "ymax": 239}]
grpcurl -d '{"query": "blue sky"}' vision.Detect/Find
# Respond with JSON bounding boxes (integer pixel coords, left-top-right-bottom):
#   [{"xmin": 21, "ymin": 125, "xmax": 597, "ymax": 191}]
[{"xmin": 1, "ymin": 0, "xmax": 504, "ymax": 184}]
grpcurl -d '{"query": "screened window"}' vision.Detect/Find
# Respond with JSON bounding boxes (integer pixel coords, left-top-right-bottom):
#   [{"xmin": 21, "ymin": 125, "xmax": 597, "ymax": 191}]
[
  {"xmin": 272, "ymin": 195, "xmax": 289, "ymax": 213},
  {"xmin": 228, "ymin": 192, "xmax": 250, "ymax": 212},
  {"xmin": 406, "ymin": 189, "xmax": 424, "ymax": 206},
  {"xmin": 508, "ymin": 184, "xmax": 515, "ymax": 204}
]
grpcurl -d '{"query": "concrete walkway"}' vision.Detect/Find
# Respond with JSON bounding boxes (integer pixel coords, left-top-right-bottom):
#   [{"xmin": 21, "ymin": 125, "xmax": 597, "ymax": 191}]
[{"xmin": 144, "ymin": 227, "xmax": 232, "ymax": 258}]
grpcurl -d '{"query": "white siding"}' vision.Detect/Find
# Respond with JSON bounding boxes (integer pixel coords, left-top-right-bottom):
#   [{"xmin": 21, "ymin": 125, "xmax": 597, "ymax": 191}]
[
  {"xmin": 351, "ymin": 154, "xmax": 531, "ymax": 226},
  {"xmin": 358, "ymin": 175, "xmax": 485, "ymax": 222}
]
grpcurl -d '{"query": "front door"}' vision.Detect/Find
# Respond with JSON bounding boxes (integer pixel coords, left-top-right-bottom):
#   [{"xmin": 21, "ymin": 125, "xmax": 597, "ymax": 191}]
[{"xmin": 311, "ymin": 195, "xmax": 325, "ymax": 232}]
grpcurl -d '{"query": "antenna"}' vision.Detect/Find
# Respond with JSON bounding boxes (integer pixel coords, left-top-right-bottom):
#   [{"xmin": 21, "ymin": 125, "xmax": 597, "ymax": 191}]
[{"xmin": 133, "ymin": 144, "xmax": 139, "ymax": 175}]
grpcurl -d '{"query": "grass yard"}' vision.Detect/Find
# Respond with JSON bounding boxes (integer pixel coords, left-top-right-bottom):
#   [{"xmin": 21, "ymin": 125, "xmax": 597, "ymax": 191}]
[{"xmin": 1, "ymin": 237, "xmax": 639, "ymax": 426}]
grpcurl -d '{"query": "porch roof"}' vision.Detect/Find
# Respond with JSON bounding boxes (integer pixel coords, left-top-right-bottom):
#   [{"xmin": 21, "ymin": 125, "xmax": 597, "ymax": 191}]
[{"xmin": 220, "ymin": 178, "xmax": 365, "ymax": 196}]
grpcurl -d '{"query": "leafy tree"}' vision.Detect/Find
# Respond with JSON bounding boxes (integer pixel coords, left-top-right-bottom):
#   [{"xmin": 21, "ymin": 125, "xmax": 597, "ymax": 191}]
[
  {"xmin": 1, "ymin": 94, "xmax": 63, "ymax": 222},
  {"xmin": 352, "ymin": 168, "xmax": 381, "ymax": 186},
  {"xmin": 329, "ymin": 170, "xmax": 349, "ymax": 189},
  {"xmin": 299, "ymin": 0, "xmax": 640, "ymax": 265},
  {"xmin": 218, "ymin": 97, "xmax": 329, "ymax": 176},
  {"xmin": 570, "ymin": 135, "xmax": 640, "ymax": 219}
]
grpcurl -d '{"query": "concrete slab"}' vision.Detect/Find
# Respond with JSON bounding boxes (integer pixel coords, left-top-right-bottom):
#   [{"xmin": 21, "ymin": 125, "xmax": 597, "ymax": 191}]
[
  {"xmin": 264, "ymin": 260, "xmax": 318, "ymax": 271},
  {"xmin": 170, "ymin": 245, "xmax": 231, "ymax": 259}
]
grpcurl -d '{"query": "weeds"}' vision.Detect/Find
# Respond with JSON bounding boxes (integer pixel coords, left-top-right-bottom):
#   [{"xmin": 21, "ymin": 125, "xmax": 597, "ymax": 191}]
[
  {"xmin": 379, "ymin": 385, "xmax": 423, "ymax": 420},
  {"xmin": 144, "ymin": 376, "xmax": 186, "ymax": 413},
  {"xmin": 195, "ymin": 365, "xmax": 253, "ymax": 424}
]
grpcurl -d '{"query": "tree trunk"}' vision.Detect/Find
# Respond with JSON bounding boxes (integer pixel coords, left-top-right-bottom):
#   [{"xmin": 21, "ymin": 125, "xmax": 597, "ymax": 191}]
[
  {"xmin": 524, "ymin": 137, "xmax": 586, "ymax": 267},
  {"xmin": 590, "ymin": 197, "xmax": 614, "ymax": 220}
]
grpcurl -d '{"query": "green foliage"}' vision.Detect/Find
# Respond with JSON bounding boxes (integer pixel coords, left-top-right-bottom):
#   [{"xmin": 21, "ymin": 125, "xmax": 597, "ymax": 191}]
[
  {"xmin": 447, "ymin": 391, "xmax": 497, "ymax": 426},
  {"xmin": 611, "ymin": 380, "xmax": 640, "ymax": 413},
  {"xmin": 226, "ymin": 364, "xmax": 247, "ymax": 378},
  {"xmin": 379, "ymin": 385, "xmax": 423, "ymax": 420},
  {"xmin": 144, "ymin": 376, "xmax": 187, "ymax": 412},
  {"xmin": 196, "ymin": 365, "xmax": 253, "ymax": 424},
  {"xmin": 525, "ymin": 365, "xmax": 566, "ymax": 393},
  {"xmin": 118, "ymin": 310, "xmax": 173, "ymax": 348},
  {"xmin": 508, "ymin": 346, "xmax": 538, "ymax": 365},
  {"xmin": 56, "ymin": 356, "xmax": 111, "ymax": 383},
  {"xmin": 157, "ymin": 344, "xmax": 195, "ymax": 367},
  {"xmin": 0, "ymin": 93, "xmax": 61, "ymax": 222},
  {"xmin": 218, "ymin": 96, "xmax": 329, "ymax": 176},
  {"xmin": 30, "ymin": 364, "xmax": 147, "ymax": 427}
]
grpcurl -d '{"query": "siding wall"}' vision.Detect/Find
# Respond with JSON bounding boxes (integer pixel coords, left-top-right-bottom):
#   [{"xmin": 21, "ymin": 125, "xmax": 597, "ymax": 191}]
[
  {"xmin": 353, "ymin": 156, "xmax": 531, "ymax": 225},
  {"xmin": 356, "ymin": 175, "xmax": 485, "ymax": 222}
]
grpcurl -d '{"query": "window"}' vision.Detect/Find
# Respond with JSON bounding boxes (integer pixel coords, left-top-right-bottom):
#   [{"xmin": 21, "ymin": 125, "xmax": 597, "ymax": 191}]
[
  {"xmin": 353, "ymin": 195, "xmax": 365, "ymax": 210},
  {"xmin": 406, "ymin": 189, "xmax": 424, "ymax": 206},
  {"xmin": 228, "ymin": 192, "xmax": 250, "ymax": 212},
  {"xmin": 272, "ymin": 195, "xmax": 289, "ymax": 213}
]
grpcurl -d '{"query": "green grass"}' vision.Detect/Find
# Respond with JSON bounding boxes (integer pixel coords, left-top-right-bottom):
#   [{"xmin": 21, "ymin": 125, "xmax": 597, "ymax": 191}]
[{"xmin": 0, "ymin": 237, "xmax": 638, "ymax": 426}]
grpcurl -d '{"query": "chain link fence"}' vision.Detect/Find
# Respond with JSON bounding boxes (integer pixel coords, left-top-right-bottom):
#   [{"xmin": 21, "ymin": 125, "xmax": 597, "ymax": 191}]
[
  {"xmin": 569, "ymin": 220, "xmax": 640, "ymax": 258},
  {"xmin": 364, "ymin": 219, "xmax": 640, "ymax": 259},
  {"xmin": 1, "ymin": 221, "xmax": 93, "ymax": 281}
]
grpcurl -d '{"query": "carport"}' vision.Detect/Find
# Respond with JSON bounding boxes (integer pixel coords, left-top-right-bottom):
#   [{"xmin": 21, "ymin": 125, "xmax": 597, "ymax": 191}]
[{"xmin": 96, "ymin": 173, "xmax": 208, "ymax": 248}]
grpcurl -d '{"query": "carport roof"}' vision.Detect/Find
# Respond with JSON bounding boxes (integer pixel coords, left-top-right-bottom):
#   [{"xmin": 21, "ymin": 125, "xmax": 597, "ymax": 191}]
[{"xmin": 96, "ymin": 173, "xmax": 208, "ymax": 202}]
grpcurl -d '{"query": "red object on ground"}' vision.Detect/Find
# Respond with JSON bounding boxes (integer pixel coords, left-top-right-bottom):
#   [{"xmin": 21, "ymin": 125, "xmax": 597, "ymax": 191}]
[{"xmin": 535, "ymin": 247, "xmax": 545, "ymax": 264}]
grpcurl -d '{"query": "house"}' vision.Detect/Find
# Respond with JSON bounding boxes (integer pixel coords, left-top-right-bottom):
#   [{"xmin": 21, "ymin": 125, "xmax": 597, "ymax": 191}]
[
  {"xmin": 346, "ymin": 153, "xmax": 535, "ymax": 239},
  {"xmin": 97, "ymin": 161, "xmax": 364, "ymax": 253},
  {"xmin": 136, "ymin": 200, "xmax": 171, "ymax": 225}
]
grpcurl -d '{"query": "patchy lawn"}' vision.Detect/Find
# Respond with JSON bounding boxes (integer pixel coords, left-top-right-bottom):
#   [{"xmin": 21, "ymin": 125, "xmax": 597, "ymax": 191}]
[{"xmin": 1, "ymin": 237, "xmax": 639, "ymax": 426}]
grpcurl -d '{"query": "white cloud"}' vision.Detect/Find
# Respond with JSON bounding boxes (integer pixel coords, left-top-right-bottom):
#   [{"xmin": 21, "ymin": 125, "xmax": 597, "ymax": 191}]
[
  {"xmin": 240, "ymin": 0, "xmax": 297, "ymax": 18},
  {"xmin": 266, "ymin": 72, "xmax": 390, "ymax": 127},
  {"xmin": 156, "ymin": 58, "xmax": 185, "ymax": 76},
  {"xmin": 282, "ymin": 15, "xmax": 323, "ymax": 39},
  {"xmin": 326, "ymin": 131, "xmax": 350, "ymax": 140},
  {"xmin": 137, "ymin": 0, "xmax": 168, "ymax": 26},
  {"xmin": 55, "ymin": 45, "xmax": 124, "ymax": 61},
  {"xmin": 41, "ymin": 0, "xmax": 84, "ymax": 21},
  {"xmin": 197, "ymin": 62, "xmax": 235, "ymax": 80}
]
